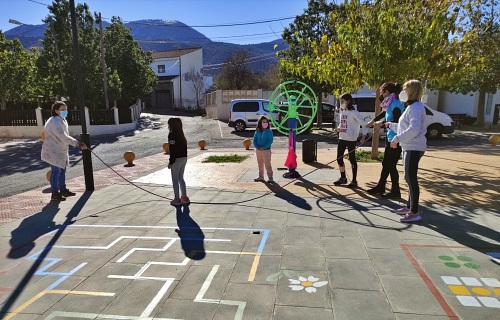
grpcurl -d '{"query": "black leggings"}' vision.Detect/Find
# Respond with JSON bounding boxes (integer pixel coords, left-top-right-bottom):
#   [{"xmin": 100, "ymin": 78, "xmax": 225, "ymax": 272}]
[
  {"xmin": 337, "ymin": 139, "xmax": 357, "ymax": 180},
  {"xmin": 380, "ymin": 142, "xmax": 402, "ymax": 189},
  {"xmin": 403, "ymin": 150, "xmax": 425, "ymax": 213}
]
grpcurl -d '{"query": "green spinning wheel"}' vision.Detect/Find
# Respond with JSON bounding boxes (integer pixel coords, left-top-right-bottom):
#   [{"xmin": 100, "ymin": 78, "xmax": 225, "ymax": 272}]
[{"xmin": 268, "ymin": 80, "xmax": 318, "ymax": 135}]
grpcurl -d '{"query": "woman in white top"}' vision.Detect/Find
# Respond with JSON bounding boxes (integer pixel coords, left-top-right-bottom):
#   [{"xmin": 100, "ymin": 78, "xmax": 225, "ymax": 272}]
[
  {"xmin": 334, "ymin": 93, "xmax": 367, "ymax": 188},
  {"xmin": 41, "ymin": 101, "xmax": 87, "ymax": 201}
]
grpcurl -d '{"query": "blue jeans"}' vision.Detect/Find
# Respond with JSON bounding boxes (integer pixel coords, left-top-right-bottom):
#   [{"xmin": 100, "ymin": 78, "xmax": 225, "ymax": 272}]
[{"xmin": 50, "ymin": 165, "xmax": 67, "ymax": 194}]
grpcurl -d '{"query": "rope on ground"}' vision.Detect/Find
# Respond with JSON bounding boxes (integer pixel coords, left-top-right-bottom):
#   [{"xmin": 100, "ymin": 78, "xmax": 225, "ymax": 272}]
[{"xmin": 89, "ymin": 125, "xmax": 383, "ymax": 205}]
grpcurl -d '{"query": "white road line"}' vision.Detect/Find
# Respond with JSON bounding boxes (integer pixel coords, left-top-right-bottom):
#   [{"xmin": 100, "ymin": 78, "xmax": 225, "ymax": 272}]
[
  {"xmin": 218, "ymin": 120, "xmax": 224, "ymax": 138},
  {"xmin": 140, "ymin": 279, "xmax": 175, "ymax": 318},
  {"xmin": 194, "ymin": 265, "xmax": 246, "ymax": 320}
]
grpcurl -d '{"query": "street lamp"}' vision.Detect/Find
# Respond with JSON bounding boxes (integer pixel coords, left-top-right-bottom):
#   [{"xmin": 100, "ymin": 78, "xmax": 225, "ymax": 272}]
[{"xmin": 9, "ymin": 18, "xmax": 66, "ymax": 93}]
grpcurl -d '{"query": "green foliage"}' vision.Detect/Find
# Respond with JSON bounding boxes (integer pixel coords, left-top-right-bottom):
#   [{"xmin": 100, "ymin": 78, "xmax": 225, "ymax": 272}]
[
  {"xmin": 280, "ymin": 0, "xmax": 350, "ymax": 94},
  {"xmin": 202, "ymin": 154, "xmax": 250, "ymax": 163},
  {"xmin": 104, "ymin": 17, "xmax": 157, "ymax": 107},
  {"xmin": 433, "ymin": 0, "xmax": 500, "ymax": 126},
  {"xmin": 37, "ymin": 0, "xmax": 101, "ymax": 107},
  {"xmin": 349, "ymin": 150, "xmax": 384, "ymax": 162},
  {"xmin": 35, "ymin": 0, "xmax": 156, "ymax": 109},
  {"xmin": 0, "ymin": 32, "xmax": 38, "ymax": 109}
]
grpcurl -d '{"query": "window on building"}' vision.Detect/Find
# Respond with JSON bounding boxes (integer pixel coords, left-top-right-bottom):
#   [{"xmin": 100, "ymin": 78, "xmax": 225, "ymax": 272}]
[{"xmin": 157, "ymin": 65, "xmax": 165, "ymax": 73}]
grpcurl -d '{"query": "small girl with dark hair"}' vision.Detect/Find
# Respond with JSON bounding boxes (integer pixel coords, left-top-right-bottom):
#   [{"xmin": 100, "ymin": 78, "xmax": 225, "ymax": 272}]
[
  {"xmin": 334, "ymin": 93, "xmax": 367, "ymax": 188},
  {"xmin": 253, "ymin": 115, "xmax": 274, "ymax": 182},
  {"xmin": 167, "ymin": 117, "xmax": 189, "ymax": 206}
]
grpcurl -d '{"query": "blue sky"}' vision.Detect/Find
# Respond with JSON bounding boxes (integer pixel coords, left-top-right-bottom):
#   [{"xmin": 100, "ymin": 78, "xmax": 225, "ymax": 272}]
[{"xmin": 1, "ymin": 0, "xmax": 310, "ymax": 44}]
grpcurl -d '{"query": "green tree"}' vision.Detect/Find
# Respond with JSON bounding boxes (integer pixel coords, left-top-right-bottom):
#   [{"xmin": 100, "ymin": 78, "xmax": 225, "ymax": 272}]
[
  {"xmin": 0, "ymin": 32, "xmax": 38, "ymax": 110},
  {"xmin": 107, "ymin": 70, "xmax": 122, "ymax": 107},
  {"xmin": 436, "ymin": 0, "xmax": 500, "ymax": 126},
  {"xmin": 280, "ymin": 0, "xmax": 351, "ymax": 125},
  {"xmin": 104, "ymin": 17, "xmax": 157, "ymax": 107},
  {"xmin": 303, "ymin": 0, "xmax": 463, "ymax": 157},
  {"xmin": 215, "ymin": 50, "xmax": 256, "ymax": 90},
  {"xmin": 37, "ymin": 0, "xmax": 102, "ymax": 108}
]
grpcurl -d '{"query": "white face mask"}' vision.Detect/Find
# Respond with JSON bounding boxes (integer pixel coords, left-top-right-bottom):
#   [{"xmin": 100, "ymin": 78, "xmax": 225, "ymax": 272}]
[
  {"xmin": 340, "ymin": 102, "xmax": 347, "ymax": 110},
  {"xmin": 399, "ymin": 91, "xmax": 408, "ymax": 102}
]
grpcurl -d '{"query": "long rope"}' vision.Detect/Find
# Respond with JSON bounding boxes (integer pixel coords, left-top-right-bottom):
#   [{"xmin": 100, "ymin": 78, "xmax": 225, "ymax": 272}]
[{"xmin": 89, "ymin": 125, "xmax": 383, "ymax": 205}]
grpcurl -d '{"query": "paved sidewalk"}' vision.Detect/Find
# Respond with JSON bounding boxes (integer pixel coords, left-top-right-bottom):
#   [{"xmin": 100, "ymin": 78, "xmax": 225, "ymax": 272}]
[{"xmin": 0, "ymin": 144, "xmax": 499, "ymax": 319}]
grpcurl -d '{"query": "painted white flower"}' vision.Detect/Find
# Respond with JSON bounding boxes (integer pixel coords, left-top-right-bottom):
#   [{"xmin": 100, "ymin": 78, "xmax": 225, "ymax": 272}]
[{"xmin": 288, "ymin": 276, "xmax": 328, "ymax": 293}]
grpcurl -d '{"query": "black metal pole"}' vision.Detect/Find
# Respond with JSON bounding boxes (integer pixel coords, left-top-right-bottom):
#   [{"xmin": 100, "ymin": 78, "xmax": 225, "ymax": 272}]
[{"xmin": 69, "ymin": 0, "xmax": 94, "ymax": 190}]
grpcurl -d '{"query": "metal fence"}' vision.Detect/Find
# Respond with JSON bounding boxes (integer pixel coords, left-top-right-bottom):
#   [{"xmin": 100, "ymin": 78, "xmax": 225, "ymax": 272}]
[
  {"xmin": 0, "ymin": 110, "xmax": 37, "ymax": 126},
  {"xmin": 88, "ymin": 109, "xmax": 114, "ymax": 125},
  {"xmin": 41, "ymin": 109, "xmax": 82, "ymax": 126}
]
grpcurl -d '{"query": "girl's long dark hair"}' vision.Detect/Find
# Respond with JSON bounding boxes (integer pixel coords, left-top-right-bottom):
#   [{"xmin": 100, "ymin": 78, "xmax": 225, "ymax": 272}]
[
  {"xmin": 339, "ymin": 93, "xmax": 355, "ymax": 110},
  {"xmin": 167, "ymin": 117, "xmax": 187, "ymax": 144},
  {"xmin": 256, "ymin": 115, "xmax": 269, "ymax": 132}
]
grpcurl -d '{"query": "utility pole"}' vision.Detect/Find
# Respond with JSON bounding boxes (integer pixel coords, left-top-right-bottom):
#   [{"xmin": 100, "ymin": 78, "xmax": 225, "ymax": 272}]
[
  {"xmin": 70, "ymin": 0, "xmax": 94, "ymax": 191},
  {"xmin": 98, "ymin": 12, "xmax": 109, "ymax": 109}
]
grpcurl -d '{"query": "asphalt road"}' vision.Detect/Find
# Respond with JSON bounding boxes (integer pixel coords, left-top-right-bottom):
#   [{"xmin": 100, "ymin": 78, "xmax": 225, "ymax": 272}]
[{"xmin": 0, "ymin": 112, "xmax": 493, "ymax": 199}]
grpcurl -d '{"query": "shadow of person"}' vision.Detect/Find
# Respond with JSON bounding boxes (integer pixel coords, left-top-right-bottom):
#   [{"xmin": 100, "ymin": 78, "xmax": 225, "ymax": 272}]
[
  {"xmin": 420, "ymin": 205, "xmax": 500, "ymax": 253},
  {"xmin": 264, "ymin": 181, "xmax": 312, "ymax": 210},
  {"xmin": 8, "ymin": 201, "xmax": 60, "ymax": 259},
  {"xmin": 175, "ymin": 205, "xmax": 205, "ymax": 260}
]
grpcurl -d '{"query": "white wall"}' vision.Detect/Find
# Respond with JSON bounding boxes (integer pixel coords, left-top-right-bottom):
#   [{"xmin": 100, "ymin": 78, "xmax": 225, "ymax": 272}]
[
  {"xmin": 152, "ymin": 58, "xmax": 180, "ymax": 77},
  {"xmin": 440, "ymin": 92, "xmax": 477, "ymax": 116},
  {"xmin": 180, "ymin": 49, "xmax": 203, "ymax": 108}
]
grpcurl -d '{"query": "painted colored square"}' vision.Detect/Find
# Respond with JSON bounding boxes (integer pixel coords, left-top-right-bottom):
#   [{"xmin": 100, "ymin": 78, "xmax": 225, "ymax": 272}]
[
  {"xmin": 456, "ymin": 295, "xmax": 481, "ymax": 307},
  {"xmin": 481, "ymin": 278, "xmax": 500, "ymax": 288},
  {"xmin": 461, "ymin": 277, "xmax": 482, "ymax": 286},
  {"xmin": 477, "ymin": 297, "xmax": 500, "ymax": 308},
  {"xmin": 441, "ymin": 276, "xmax": 461, "ymax": 285},
  {"xmin": 449, "ymin": 285, "xmax": 470, "ymax": 295}
]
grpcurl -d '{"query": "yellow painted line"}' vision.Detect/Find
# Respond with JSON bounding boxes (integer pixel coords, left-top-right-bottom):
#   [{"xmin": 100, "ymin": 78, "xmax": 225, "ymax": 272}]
[
  {"xmin": 199, "ymin": 250, "xmax": 262, "ymax": 282},
  {"xmin": 4, "ymin": 289, "xmax": 115, "ymax": 320},
  {"xmin": 248, "ymin": 254, "xmax": 261, "ymax": 282}
]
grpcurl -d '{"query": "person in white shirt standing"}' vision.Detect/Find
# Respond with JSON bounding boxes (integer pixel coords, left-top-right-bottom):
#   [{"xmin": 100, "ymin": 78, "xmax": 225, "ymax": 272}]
[
  {"xmin": 334, "ymin": 93, "xmax": 367, "ymax": 188},
  {"xmin": 386, "ymin": 80, "xmax": 427, "ymax": 223}
]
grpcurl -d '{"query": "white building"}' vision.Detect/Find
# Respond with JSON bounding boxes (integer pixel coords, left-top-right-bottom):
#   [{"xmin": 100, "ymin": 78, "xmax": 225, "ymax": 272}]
[{"xmin": 147, "ymin": 47, "xmax": 207, "ymax": 109}]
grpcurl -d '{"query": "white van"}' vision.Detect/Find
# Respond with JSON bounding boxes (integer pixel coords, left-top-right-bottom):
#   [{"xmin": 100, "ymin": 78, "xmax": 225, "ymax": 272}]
[
  {"xmin": 228, "ymin": 99, "xmax": 279, "ymax": 131},
  {"xmin": 348, "ymin": 94, "xmax": 454, "ymax": 139}
]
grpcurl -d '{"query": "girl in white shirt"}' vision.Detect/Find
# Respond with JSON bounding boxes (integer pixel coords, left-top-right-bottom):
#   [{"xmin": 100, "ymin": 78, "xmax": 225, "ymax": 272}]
[{"xmin": 334, "ymin": 93, "xmax": 367, "ymax": 188}]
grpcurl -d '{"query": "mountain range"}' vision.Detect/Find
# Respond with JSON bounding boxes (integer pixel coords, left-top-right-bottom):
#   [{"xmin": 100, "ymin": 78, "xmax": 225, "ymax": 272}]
[{"xmin": 4, "ymin": 19, "xmax": 287, "ymax": 75}]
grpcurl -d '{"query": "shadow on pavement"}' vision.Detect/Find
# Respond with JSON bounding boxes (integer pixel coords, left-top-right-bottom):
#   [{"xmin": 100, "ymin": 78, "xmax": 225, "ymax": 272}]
[
  {"xmin": 175, "ymin": 205, "xmax": 205, "ymax": 260},
  {"xmin": 420, "ymin": 206, "xmax": 500, "ymax": 253},
  {"xmin": 263, "ymin": 181, "xmax": 312, "ymax": 211},
  {"xmin": 8, "ymin": 202, "xmax": 60, "ymax": 259},
  {"xmin": 1, "ymin": 191, "xmax": 92, "ymax": 318}
]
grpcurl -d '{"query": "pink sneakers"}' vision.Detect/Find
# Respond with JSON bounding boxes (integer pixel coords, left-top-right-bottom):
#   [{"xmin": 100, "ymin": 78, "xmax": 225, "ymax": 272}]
[
  {"xmin": 400, "ymin": 212, "xmax": 422, "ymax": 223},
  {"xmin": 180, "ymin": 196, "xmax": 190, "ymax": 205}
]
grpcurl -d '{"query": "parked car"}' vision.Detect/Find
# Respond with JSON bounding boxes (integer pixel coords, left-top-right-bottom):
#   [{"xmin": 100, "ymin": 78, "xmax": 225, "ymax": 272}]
[
  {"xmin": 228, "ymin": 99, "xmax": 279, "ymax": 131},
  {"xmin": 346, "ymin": 94, "xmax": 454, "ymax": 139}
]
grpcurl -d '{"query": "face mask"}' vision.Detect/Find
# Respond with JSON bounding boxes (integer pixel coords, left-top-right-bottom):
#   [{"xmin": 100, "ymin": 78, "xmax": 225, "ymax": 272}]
[
  {"xmin": 262, "ymin": 122, "xmax": 269, "ymax": 129},
  {"xmin": 59, "ymin": 110, "xmax": 68, "ymax": 118},
  {"xmin": 399, "ymin": 91, "xmax": 408, "ymax": 102},
  {"xmin": 340, "ymin": 103, "xmax": 347, "ymax": 110}
]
